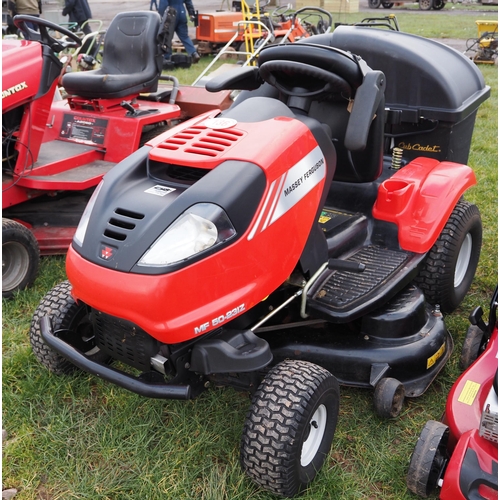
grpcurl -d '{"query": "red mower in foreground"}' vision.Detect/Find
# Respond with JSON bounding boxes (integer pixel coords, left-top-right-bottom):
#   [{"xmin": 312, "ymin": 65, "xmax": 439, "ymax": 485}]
[
  {"xmin": 407, "ymin": 287, "xmax": 498, "ymax": 500},
  {"xmin": 31, "ymin": 27, "xmax": 489, "ymax": 497},
  {"xmin": 2, "ymin": 12, "xmax": 231, "ymax": 298}
]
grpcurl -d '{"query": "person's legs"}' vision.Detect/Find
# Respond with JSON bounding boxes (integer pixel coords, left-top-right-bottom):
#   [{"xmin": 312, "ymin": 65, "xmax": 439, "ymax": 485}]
[
  {"xmin": 158, "ymin": 0, "xmax": 168, "ymax": 18},
  {"xmin": 80, "ymin": 21, "xmax": 92, "ymax": 35},
  {"xmin": 175, "ymin": 20, "xmax": 199, "ymax": 61}
]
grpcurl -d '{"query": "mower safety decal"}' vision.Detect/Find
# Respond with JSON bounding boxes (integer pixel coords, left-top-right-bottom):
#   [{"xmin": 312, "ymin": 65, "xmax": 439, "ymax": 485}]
[
  {"xmin": 426, "ymin": 342, "xmax": 446, "ymax": 369},
  {"xmin": 457, "ymin": 380, "xmax": 481, "ymax": 406},
  {"xmin": 247, "ymin": 146, "xmax": 326, "ymax": 240}
]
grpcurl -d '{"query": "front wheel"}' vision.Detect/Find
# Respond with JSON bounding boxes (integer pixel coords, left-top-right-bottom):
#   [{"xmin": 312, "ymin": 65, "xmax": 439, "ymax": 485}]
[
  {"xmin": 2, "ymin": 218, "xmax": 40, "ymax": 298},
  {"xmin": 30, "ymin": 280, "xmax": 109, "ymax": 375},
  {"xmin": 241, "ymin": 360, "xmax": 340, "ymax": 497},
  {"xmin": 368, "ymin": 0, "xmax": 382, "ymax": 7},
  {"xmin": 407, "ymin": 420, "xmax": 449, "ymax": 497},
  {"xmin": 414, "ymin": 200, "xmax": 482, "ymax": 314}
]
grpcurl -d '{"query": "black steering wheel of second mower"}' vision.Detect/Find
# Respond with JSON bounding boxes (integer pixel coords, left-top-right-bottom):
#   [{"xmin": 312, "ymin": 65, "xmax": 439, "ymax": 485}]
[
  {"xmin": 13, "ymin": 15, "xmax": 82, "ymax": 53},
  {"xmin": 258, "ymin": 44, "xmax": 363, "ymax": 99}
]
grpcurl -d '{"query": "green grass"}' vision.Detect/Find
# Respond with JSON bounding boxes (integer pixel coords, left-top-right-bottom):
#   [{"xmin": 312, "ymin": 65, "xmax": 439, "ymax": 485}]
[{"xmin": 3, "ymin": 22, "xmax": 498, "ymax": 500}]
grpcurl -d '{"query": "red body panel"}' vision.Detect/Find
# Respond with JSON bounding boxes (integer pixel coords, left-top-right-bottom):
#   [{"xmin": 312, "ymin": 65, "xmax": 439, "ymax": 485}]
[
  {"xmin": 68, "ymin": 114, "xmax": 327, "ymax": 344},
  {"xmin": 444, "ymin": 328, "xmax": 498, "ymax": 446},
  {"xmin": 2, "ymin": 40, "xmax": 43, "ymax": 112},
  {"xmin": 44, "ymin": 99, "xmax": 181, "ymax": 163},
  {"xmin": 373, "ymin": 157, "xmax": 476, "ymax": 253},
  {"xmin": 440, "ymin": 429, "xmax": 498, "ymax": 500}
]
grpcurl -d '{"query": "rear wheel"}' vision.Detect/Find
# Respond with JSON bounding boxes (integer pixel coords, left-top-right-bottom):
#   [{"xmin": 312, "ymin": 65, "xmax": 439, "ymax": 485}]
[
  {"xmin": 368, "ymin": 0, "xmax": 382, "ymax": 7},
  {"xmin": 432, "ymin": 0, "xmax": 446, "ymax": 9},
  {"xmin": 459, "ymin": 324, "xmax": 488, "ymax": 370},
  {"xmin": 407, "ymin": 420, "xmax": 449, "ymax": 497},
  {"xmin": 241, "ymin": 360, "xmax": 339, "ymax": 497},
  {"xmin": 30, "ymin": 280, "xmax": 108, "ymax": 374},
  {"xmin": 373, "ymin": 377, "xmax": 405, "ymax": 418},
  {"xmin": 419, "ymin": 0, "xmax": 433, "ymax": 9},
  {"xmin": 414, "ymin": 201, "xmax": 481, "ymax": 314},
  {"xmin": 2, "ymin": 218, "xmax": 40, "ymax": 298},
  {"xmin": 382, "ymin": 2, "xmax": 394, "ymax": 7}
]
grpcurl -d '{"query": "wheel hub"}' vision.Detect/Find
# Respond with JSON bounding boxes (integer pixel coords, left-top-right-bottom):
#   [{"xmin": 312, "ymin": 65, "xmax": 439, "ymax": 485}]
[
  {"xmin": 2, "ymin": 241, "xmax": 30, "ymax": 291},
  {"xmin": 301, "ymin": 404, "xmax": 327, "ymax": 466},
  {"xmin": 454, "ymin": 233, "xmax": 472, "ymax": 287}
]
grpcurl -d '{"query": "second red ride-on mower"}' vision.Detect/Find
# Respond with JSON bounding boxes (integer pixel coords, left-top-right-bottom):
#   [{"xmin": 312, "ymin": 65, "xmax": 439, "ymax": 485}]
[
  {"xmin": 407, "ymin": 287, "xmax": 498, "ymax": 499},
  {"xmin": 30, "ymin": 27, "xmax": 489, "ymax": 497},
  {"xmin": 2, "ymin": 12, "xmax": 231, "ymax": 298}
]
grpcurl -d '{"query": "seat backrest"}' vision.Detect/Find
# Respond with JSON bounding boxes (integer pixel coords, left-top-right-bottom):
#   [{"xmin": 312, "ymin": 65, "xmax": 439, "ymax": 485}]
[
  {"xmin": 61, "ymin": 11, "xmax": 162, "ymax": 98},
  {"xmin": 100, "ymin": 12, "xmax": 160, "ymax": 76},
  {"xmin": 298, "ymin": 35, "xmax": 385, "ymax": 183},
  {"xmin": 308, "ymin": 95, "xmax": 385, "ymax": 183}
]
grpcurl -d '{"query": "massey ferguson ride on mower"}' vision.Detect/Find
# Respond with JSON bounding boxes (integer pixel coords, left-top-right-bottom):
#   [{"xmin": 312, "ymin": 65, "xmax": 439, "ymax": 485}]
[
  {"xmin": 2, "ymin": 12, "xmax": 231, "ymax": 298},
  {"xmin": 407, "ymin": 287, "xmax": 498, "ymax": 499},
  {"xmin": 30, "ymin": 27, "xmax": 489, "ymax": 497}
]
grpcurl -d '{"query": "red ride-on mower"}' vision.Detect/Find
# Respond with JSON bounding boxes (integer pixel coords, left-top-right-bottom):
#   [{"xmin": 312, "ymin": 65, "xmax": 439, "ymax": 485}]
[
  {"xmin": 2, "ymin": 12, "xmax": 231, "ymax": 298},
  {"xmin": 407, "ymin": 287, "xmax": 498, "ymax": 499},
  {"xmin": 31, "ymin": 27, "xmax": 489, "ymax": 497}
]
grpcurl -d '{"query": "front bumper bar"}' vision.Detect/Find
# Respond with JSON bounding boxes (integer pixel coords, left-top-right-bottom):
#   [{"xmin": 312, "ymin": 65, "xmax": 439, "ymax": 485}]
[{"xmin": 40, "ymin": 316, "xmax": 192, "ymax": 400}]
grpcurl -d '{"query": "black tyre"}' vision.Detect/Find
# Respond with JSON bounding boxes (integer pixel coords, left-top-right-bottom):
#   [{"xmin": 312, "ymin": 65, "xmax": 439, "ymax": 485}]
[
  {"xmin": 368, "ymin": 0, "xmax": 382, "ymax": 7},
  {"xmin": 241, "ymin": 360, "xmax": 339, "ymax": 497},
  {"xmin": 407, "ymin": 420, "xmax": 449, "ymax": 497},
  {"xmin": 459, "ymin": 324, "xmax": 487, "ymax": 370},
  {"xmin": 30, "ymin": 280, "xmax": 109, "ymax": 375},
  {"xmin": 419, "ymin": 0, "xmax": 433, "ymax": 9},
  {"xmin": 373, "ymin": 377, "xmax": 405, "ymax": 418},
  {"xmin": 432, "ymin": 0, "xmax": 446, "ymax": 9},
  {"xmin": 382, "ymin": 2, "xmax": 394, "ymax": 7},
  {"xmin": 2, "ymin": 218, "xmax": 40, "ymax": 299},
  {"xmin": 414, "ymin": 201, "xmax": 482, "ymax": 314}
]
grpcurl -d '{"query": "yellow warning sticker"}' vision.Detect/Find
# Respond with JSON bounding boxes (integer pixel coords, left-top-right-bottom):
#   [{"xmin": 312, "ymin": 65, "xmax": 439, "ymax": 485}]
[
  {"xmin": 427, "ymin": 342, "xmax": 446, "ymax": 369},
  {"xmin": 457, "ymin": 380, "xmax": 481, "ymax": 406},
  {"xmin": 318, "ymin": 214, "xmax": 332, "ymax": 224}
]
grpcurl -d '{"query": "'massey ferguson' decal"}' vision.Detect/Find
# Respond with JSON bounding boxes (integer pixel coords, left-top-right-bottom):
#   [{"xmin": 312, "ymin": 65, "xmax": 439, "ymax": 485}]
[{"xmin": 247, "ymin": 146, "xmax": 326, "ymax": 240}]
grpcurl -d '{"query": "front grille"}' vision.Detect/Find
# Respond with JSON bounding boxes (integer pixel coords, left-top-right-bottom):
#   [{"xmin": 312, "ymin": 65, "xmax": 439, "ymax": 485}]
[
  {"xmin": 92, "ymin": 310, "xmax": 159, "ymax": 372},
  {"xmin": 104, "ymin": 208, "xmax": 145, "ymax": 242}
]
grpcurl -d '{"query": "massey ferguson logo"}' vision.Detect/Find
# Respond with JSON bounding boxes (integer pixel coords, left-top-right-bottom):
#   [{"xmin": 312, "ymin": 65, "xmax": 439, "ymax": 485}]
[
  {"xmin": 100, "ymin": 245, "xmax": 114, "ymax": 260},
  {"xmin": 2, "ymin": 81, "xmax": 28, "ymax": 99}
]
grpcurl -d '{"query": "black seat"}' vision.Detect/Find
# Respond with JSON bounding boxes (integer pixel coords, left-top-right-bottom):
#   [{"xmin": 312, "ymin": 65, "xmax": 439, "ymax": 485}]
[{"xmin": 62, "ymin": 11, "xmax": 163, "ymax": 99}]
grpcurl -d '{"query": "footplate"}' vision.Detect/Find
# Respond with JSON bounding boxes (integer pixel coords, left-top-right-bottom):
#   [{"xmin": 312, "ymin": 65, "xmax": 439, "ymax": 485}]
[{"xmin": 307, "ymin": 245, "xmax": 425, "ymax": 322}]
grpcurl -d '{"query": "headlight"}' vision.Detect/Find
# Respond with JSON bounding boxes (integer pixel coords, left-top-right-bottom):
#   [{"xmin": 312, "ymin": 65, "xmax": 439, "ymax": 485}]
[
  {"xmin": 73, "ymin": 181, "xmax": 103, "ymax": 246},
  {"xmin": 138, "ymin": 203, "xmax": 236, "ymax": 267}
]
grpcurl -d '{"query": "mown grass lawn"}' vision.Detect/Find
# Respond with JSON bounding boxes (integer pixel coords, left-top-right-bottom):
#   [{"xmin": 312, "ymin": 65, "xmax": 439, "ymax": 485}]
[{"xmin": 2, "ymin": 12, "xmax": 498, "ymax": 500}]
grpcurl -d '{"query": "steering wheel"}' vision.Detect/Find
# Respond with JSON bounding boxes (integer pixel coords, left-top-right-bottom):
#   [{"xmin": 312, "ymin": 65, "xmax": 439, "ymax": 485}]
[
  {"xmin": 258, "ymin": 45, "xmax": 362, "ymax": 100},
  {"xmin": 259, "ymin": 60, "xmax": 352, "ymax": 98},
  {"xmin": 271, "ymin": 4, "xmax": 291, "ymax": 21},
  {"xmin": 13, "ymin": 15, "xmax": 82, "ymax": 53}
]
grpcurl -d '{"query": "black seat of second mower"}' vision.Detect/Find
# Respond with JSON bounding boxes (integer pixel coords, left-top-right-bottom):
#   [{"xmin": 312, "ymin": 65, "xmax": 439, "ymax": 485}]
[{"xmin": 62, "ymin": 11, "xmax": 162, "ymax": 99}]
